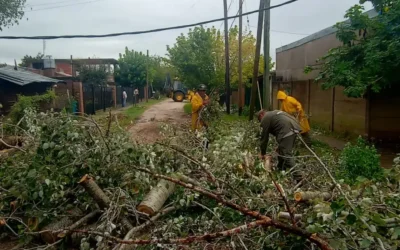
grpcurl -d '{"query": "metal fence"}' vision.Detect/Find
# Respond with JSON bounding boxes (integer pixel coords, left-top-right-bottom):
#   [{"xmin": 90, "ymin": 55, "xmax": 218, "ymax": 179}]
[{"xmin": 82, "ymin": 83, "xmax": 114, "ymax": 115}]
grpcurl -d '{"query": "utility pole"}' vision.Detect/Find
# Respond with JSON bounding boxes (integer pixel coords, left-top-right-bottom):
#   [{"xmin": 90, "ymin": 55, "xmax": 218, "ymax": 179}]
[
  {"xmin": 223, "ymin": 0, "xmax": 231, "ymax": 114},
  {"xmin": 146, "ymin": 49, "xmax": 149, "ymax": 102},
  {"xmin": 238, "ymin": 0, "xmax": 244, "ymax": 116},
  {"xmin": 249, "ymin": 0, "xmax": 264, "ymax": 121},
  {"xmin": 263, "ymin": 0, "xmax": 271, "ymax": 110}
]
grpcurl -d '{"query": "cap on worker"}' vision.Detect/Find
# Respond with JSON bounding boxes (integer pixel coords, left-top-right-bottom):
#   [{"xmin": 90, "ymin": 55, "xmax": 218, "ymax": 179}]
[
  {"xmin": 277, "ymin": 90, "xmax": 288, "ymax": 100},
  {"xmin": 198, "ymin": 84, "xmax": 207, "ymax": 91}
]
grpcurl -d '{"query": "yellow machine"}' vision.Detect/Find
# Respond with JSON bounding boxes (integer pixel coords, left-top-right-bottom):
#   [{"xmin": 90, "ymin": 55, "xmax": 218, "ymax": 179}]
[{"xmin": 169, "ymin": 80, "xmax": 194, "ymax": 102}]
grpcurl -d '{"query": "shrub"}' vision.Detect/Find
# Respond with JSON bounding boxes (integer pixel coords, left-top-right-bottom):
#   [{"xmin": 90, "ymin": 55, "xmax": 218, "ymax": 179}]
[
  {"xmin": 339, "ymin": 137, "xmax": 382, "ymax": 182},
  {"xmin": 9, "ymin": 90, "xmax": 56, "ymax": 123}
]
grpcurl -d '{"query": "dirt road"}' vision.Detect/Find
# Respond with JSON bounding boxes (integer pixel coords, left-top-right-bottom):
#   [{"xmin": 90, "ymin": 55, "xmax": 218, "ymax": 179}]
[{"xmin": 129, "ymin": 99, "xmax": 189, "ymax": 144}]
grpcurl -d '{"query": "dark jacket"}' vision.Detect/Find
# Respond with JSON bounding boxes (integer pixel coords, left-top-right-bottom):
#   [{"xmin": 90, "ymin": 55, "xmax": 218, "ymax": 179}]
[{"xmin": 260, "ymin": 110, "xmax": 302, "ymax": 155}]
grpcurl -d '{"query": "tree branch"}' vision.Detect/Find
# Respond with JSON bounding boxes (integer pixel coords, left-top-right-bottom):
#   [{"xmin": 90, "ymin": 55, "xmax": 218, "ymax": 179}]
[{"xmin": 130, "ymin": 165, "xmax": 333, "ymax": 250}]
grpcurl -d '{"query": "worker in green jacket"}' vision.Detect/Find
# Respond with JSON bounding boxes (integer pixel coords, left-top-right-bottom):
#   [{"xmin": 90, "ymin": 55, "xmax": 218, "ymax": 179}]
[{"xmin": 257, "ymin": 110, "xmax": 302, "ymax": 171}]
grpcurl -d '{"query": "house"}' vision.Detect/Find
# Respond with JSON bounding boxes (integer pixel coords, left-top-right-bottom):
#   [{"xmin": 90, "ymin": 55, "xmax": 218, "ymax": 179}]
[
  {"xmin": 273, "ymin": 9, "xmax": 400, "ymax": 146},
  {"xmin": 0, "ymin": 65, "xmax": 64, "ymax": 114},
  {"xmin": 30, "ymin": 57, "xmax": 118, "ymax": 83}
]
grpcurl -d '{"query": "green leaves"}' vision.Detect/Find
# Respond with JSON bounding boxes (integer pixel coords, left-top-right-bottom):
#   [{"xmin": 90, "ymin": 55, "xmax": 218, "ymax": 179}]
[
  {"xmin": 312, "ymin": 2, "xmax": 400, "ymax": 97},
  {"xmin": 0, "ymin": 0, "xmax": 26, "ymax": 31},
  {"xmin": 338, "ymin": 137, "xmax": 382, "ymax": 182}
]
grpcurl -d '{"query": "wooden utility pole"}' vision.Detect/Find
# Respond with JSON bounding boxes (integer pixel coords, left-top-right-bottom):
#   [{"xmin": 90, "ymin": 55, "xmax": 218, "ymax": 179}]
[
  {"xmin": 249, "ymin": 0, "xmax": 264, "ymax": 121},
  {"xmin": 238, "ymin": 0, "xmax": 244, "ymax": 116},
  {"xmin": 146, "ymin": 49, "xmax": 149, "ymax": 102},
  {"xmin": 263, "ymin": 0, "xmax": 271, "ymax": 110},
  {"xmin": 223, "ymin": 0, "xmax": 231, "ymax": 114}
]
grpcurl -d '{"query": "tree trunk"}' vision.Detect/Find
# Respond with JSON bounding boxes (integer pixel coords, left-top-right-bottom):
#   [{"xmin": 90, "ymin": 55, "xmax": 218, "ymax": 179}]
[
  {"xmin": 137, "ymin": 179, "xmax": 175, "ymax": 216},
  {"xmin": 79, "ymin": 175, "xmax": 134, "ymax": 231},
  {"xmin": 70, "ymin": 222, "xmax": 99, "ymax": 247},
  {"xmin": 294, "ymin": 191, "xmax": 332, "ymax": 202},
  {"xmin": 79, "ymin": 175, "xmax": 110, "ymax": 209},
  {"xmin": 57, "ymin": 210, "xmax": 101, "ymax": 239},
  {"xmin": 41, "ymin": 207, "xmax": 83, "ymax": 244}
]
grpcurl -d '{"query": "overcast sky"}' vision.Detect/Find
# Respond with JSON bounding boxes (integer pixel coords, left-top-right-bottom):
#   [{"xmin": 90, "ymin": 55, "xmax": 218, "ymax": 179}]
[{"xmin": 0, "ymin": 0, "xmax": 372, "ymax": 65}]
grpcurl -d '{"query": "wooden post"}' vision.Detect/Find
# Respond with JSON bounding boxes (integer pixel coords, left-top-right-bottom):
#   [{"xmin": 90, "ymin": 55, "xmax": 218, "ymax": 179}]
[
  {"xmin": 248, "ymin": 0, "xmax": 264, "ymax": 121},
  {"xmin": 238, "ymin": 0, "xmax": 244, "ymax": 116},
  {"xmin": 331, "ymin": 87, "xmax": 335, "ymax": 132},
  {"xmin": 78, "ymin": 82, "xmax": 84, "ymax": 115},
  {"xmin": 223, "ymin": 0, "xmax": 231, "ymax": 114},
  {"xmin": 146, "ymin": 50, "xmax": 149, "ymax": 103},
  {"xmin": 263, "ymin": 0, "xmax": 271, "ymax": 110}
]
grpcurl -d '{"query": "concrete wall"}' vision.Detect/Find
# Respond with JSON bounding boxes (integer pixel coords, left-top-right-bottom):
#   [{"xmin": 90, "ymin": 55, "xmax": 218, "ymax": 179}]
[
  {"xmin": 369, "ymin": 85, "xmax": 400, "ymax": 142},
  {"xmin": 271, "ymin": 81, "xmax": 367, "ymax": 136},
  {"xmin": 276, "ymin": 33, "xmax": 341, "ymax": 81}
]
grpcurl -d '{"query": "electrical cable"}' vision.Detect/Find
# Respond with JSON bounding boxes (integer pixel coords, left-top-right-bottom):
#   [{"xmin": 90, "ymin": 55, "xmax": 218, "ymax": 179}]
[
  {"xmin": 26, "ymin": 0, "xmax": 105, "ymax": 12},
  {"xmin": 229, "ymin": 0, "xmax": 244, "ymax": 30},
  {"xmin": 0, "ymin": 0, "xmax": 299, "ymax": 40}
]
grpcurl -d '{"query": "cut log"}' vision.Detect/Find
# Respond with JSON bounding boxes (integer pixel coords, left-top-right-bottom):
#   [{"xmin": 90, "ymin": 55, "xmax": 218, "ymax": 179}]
[
  {"xmin": 41, "ymin": 207, "xmax": 83, "ymax": 244},
  {"xmin": 278, "ymin": 212, "xmax": 302, "ymax": 222},
  {"xmin": 79, "ymin": 175, "xmax": 110, "ymax": 209},
  {"xmin": 119, "ymin": 206, "xmax": 177, "ymax": 250},
  {"xmin": 177, "ymin": 173, "xmax": 201, "ymax": 186},
  {"xmin": 294, "ymin": 191, "xmax": 332, "ymax": 202},
  {"xmin": 57, "ymin": 210, "xmax": 101, "ymax": 239},
  {"xmin": 79, "ymin": 175, "xmax": 134, "ymax": 231},
  {"xmin": 70, "ymin": 222, "xmax": 99, "ymax": 247},
  {"xmin": 137, "ymin": 179, "xmax": 175, "ymax": 216}
]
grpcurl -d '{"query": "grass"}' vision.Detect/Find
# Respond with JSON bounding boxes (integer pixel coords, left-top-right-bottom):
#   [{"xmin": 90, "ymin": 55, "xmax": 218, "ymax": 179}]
[
  {"xmin": 222, "ymin": 114, "xmax": 248, "ymax": 122},
  {"xmin": 93, "ymin": 98, "xmax": 165, "ymax": 129},
  {"xmin": 119, "ymin": 99, "xmax": 165, "ymax": 127}
]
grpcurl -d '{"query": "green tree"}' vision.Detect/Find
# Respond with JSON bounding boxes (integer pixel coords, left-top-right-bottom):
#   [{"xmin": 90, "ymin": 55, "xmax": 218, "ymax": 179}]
[
  {"xmin": 166, "ymin": 26, "xmax": 274, "ymax": 90},
  {"xmin": 77, "ymin": 64, "xmax": 108, "ymax": 85},
  {"xmin": 0, "ymin": 0, "xmax": 26, "ymax": 31},
  {"xmin": 308, "ymin": 2, "xmax": 400, "ymax": 97},
  {"xmin": 360, "ymin": 0, "xmax": 394, "ymax": 12},
  {"xmin": 19, "ymin": 53, "xmax": 44, "ymax": 67},
  {"xmin": 115, "ymin": 48, "xmax": 147, "ymax": 87},
  {"xmin": 166, "ymin": 26, "xmax": 223, "ymax": 90}
]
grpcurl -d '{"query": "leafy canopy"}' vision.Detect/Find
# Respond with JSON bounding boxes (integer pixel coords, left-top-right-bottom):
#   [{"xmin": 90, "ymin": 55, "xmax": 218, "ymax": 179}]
[
  {"xmin": 310, "ymin": 0, "xmax": 400, "ymax": 97},
  {"xmin": 77, "ymin": 64, "xmax": 109, "ymax": 85},
  {"xmin": 115, "ymin": 48, "xmax": 148, "ymax": 87},
  {"xmin": 166, "ymin": 26, "xmax": 273, "ymax": 90},
  {"xmin": 0, "ymin": 0, "xmax": 26, "ymax": 31},
  {"xmin": 19, "ymin": 53, "xmax": 44, "ymax": 68}
]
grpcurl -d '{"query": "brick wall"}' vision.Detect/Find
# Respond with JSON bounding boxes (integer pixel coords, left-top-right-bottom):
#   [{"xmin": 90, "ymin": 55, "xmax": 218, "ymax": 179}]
[{"xmin": 56, "ymin": 62, "xmax": 72, "ymax": 75}]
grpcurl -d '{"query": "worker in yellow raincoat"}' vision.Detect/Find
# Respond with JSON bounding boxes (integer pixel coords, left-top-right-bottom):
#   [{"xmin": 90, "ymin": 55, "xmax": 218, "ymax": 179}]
[
  {"xmin": 277, "ymin": 90, "xmax": 312, "ymax": 146},
  {"xmin": 191, "ymin": 84, "xmax": 209, "ymax": 131}
]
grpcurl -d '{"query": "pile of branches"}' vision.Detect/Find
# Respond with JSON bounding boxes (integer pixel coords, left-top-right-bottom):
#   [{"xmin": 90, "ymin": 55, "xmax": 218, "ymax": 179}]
[{"xmin": 1, "ymin": 108, "xmax": 400, "ymax": 250}]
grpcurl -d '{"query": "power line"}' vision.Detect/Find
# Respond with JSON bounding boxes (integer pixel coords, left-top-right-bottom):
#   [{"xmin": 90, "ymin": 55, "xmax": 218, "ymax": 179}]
[
  {"xmin": 26, "ymin": 0, "xmax": 105, "ymax": 12},
  {"xmin": 0, "ymin": 0, "xmax": 299, "ymax": 40}
]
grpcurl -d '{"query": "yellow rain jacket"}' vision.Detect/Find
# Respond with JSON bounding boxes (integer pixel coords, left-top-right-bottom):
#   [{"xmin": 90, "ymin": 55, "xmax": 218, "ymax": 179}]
[
  {"xmin": 191, "ymin": 92, "xmax": 209, "ymax": 131},
  {"xmin": 277, "ymin": 91, "xmax": 310, "ymax": 134}
]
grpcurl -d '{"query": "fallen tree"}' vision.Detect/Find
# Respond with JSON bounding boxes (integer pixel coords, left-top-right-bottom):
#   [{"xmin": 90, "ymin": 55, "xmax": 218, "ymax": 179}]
[{"xmin": 0, "ymin": 108, "xmax": 400, "ymax": 250}]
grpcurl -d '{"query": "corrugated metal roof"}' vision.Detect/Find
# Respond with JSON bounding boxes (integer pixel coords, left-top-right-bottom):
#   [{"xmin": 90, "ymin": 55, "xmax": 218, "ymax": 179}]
[
  {"xmin": 0, "ymin": 66, "xmax": 62, "ymax": 86},
  {"xmin": 276, "ymin": 9, "xmax": 378, "ymax": 53}
]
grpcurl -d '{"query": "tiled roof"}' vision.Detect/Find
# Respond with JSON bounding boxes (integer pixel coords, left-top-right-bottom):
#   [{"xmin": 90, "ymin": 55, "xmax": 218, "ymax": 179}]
[{"xmin": 0, "ymin": 66, "xmax": 62, "ymax": 86}]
